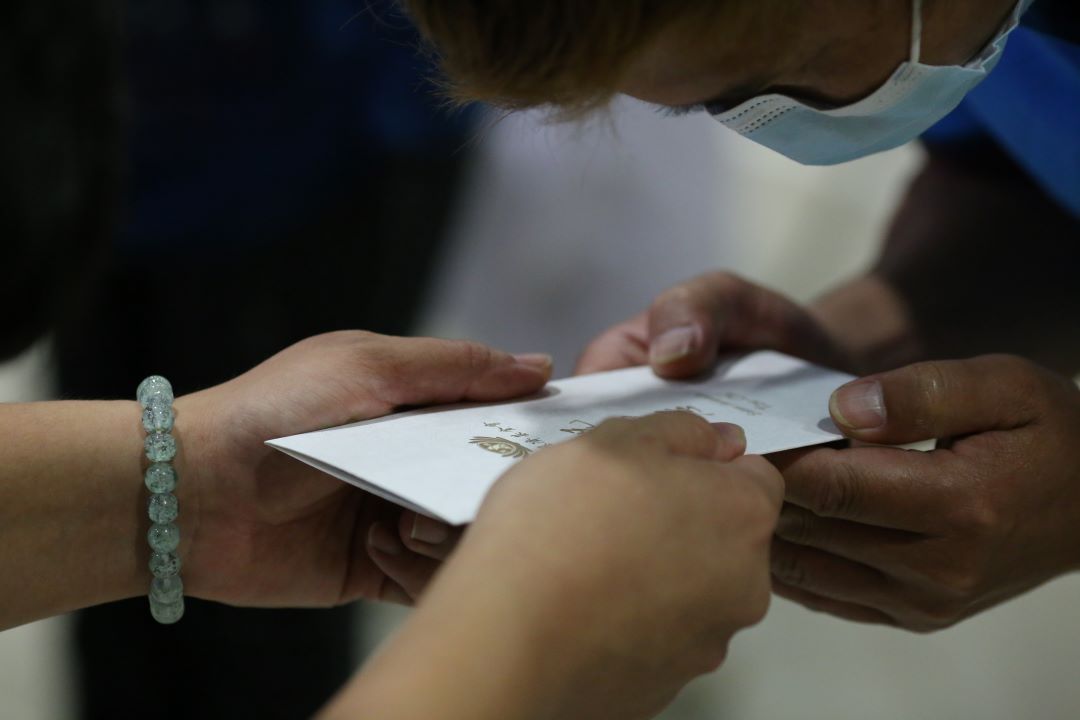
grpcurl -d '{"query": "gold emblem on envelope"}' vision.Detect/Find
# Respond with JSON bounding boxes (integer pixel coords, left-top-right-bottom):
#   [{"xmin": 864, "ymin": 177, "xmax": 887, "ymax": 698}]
[{"xmin": 470, "ymin": 436, "xmax": 532, "ymax": 458}]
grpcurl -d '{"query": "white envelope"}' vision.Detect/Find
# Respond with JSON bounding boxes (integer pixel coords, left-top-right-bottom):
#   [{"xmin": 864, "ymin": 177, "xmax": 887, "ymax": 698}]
[{"xmin": 267, "ymin": 351, "xmax": 853, "ymax": 525}]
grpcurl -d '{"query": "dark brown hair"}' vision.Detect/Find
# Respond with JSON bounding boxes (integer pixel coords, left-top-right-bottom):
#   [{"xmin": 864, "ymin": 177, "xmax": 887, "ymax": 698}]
[{"xmin": 401, "ymin": 0, "xmax": 727, "ymax": 113}]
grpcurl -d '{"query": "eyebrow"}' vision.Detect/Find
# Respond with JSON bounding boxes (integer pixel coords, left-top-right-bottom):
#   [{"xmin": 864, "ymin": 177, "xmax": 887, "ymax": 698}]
[
  {"xmin": 658, "ymin": 82, "xmax": 845, "ymax": 117},
  {"xmin": 655, "ymin": 101, "xmax": 712, "ymax": 117},
  {"xmin": 654, "ymin": 75, "xmax": 779, "ymax": 117},
  {"xmin": 656, "ymin": 70, "xmax": 803, "ymax": 117}
]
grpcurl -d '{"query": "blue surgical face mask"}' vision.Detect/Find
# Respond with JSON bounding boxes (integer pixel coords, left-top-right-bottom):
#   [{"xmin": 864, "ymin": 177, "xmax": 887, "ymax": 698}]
[{"xmin": 709, "ymin": 0, "xmax": 1031, "ymax": 165}]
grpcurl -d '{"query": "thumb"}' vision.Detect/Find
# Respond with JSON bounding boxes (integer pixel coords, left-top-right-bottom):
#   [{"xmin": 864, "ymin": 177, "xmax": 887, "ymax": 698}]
[
  {"xmin": 828, "ymin": 355, "xmax": 1046, "ymax": 444},
  {"xmin": 370, "ymin": 337, "xmax": 553, "ymax": 408}
]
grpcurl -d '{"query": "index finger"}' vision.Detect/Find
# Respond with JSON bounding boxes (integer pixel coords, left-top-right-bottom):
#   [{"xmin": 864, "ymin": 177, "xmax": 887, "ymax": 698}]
[
  {"xmin": 574, "ymin": 312, "xmax": 649, "ymax": 376},
  {"xmin": 591, "ymin": 412, "xmax": 748, "ymax": 463},
  {"xmin": 362, "ymin": 336, "xmax": 553, "ymax": 408},
  {"xmin": 770, "ymin": 445, "xmax": 955, "ymax": 532},
  {"xmin": 731, "ymin": 454, "xmax": 785, "ymax": 512},
  {"xmin": 647, "ymin": 272, "xmax": 839, "ymax": 379}
]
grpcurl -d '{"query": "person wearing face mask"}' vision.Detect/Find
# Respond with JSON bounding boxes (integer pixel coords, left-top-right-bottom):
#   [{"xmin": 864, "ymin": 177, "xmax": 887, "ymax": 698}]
[{"xmin": 397, "ymin": 0, "xmax": 1080, "ymax": 632}]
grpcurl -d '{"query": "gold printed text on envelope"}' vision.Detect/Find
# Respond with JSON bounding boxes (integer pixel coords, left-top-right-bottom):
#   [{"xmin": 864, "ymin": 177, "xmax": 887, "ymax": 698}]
[{"xmin": 469, "ymin": 437, "xmax": 532, "ymax": 458}]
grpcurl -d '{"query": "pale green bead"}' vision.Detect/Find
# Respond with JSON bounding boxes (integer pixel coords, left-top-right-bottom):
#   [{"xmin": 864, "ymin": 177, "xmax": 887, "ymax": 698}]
[
  {"xmin": 148, "ymin": 493, "xmax": 178, "ymax": 524},
  {"xmin": 137, "ymin": 375, "xmax": 174, "ymax": 407},
  {"xmin": 142, "ymin": 397, "xmax": 174, "ymax": 433},
  {"xmin": 150, "ymin": 575, "xmax": 184, "ymax": 604},
  {"xmin": 144, "ymin": 432, "xmax": 176, "ymax": 462},
  {"xmin": 150, "ymin": 596, "xmax": 184, "ymax": 625},
  {"xmin": 147, "ymin": 522, "xmax": 179, "ymax": 553},
  {"xmin": 144, "ymin": 463, "xmax": 177, "ymax": 494},
  {"xmin": 138, "ymin": 375, "xmax": 184, "ymax": 625},
  {"xmin": 148, "ymin": 551, "xmax": 181, "ymax": 578}
]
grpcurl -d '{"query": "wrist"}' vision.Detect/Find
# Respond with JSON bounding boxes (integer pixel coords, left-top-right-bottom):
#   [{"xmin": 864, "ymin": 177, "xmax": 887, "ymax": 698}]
[
  {"xmin": 809, "ymin": 273, "xmax": 925, "ymax": 374},
  {"xmin": 169, "ymin": 392, "xmax": 214, "ymax": 599},
  {"xmin": 327, "ymin": 538, "xmax": 582, "ymax": 720},
  {"xmin": 91, "ymin": 401, "xmax": 153, "ymax": 605}
]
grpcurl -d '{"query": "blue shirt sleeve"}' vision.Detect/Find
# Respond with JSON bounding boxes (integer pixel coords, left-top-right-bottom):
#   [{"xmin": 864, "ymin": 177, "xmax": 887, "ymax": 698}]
[{"xmin": 923, "ymin": 20, "xmax": 1080, "ymax": 217}]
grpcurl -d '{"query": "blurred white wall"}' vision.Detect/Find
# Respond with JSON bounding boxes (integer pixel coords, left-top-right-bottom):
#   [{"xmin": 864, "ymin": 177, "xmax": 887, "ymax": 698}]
[{"xmin": 420, "ymin": 101, "xmax": 739, "ymax": 376}]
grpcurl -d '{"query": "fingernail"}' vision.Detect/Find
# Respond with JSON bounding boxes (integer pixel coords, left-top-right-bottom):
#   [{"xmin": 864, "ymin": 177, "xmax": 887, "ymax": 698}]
[
  {"xmin": 830, "ymin": 380, "xmax": 886, "ymax": 430},
  {"xmin": 711, "ymin": 422, "xmax": 747, "ymax": 447},
  {"xmin": 514, "ymin": 353, "xmax": 553, "ymax": 370},
  {"xmin": 650, "ymin": 326, "xmax": 699, "ymax": 365},
  {"xmin": 368, "ymin": 523, "xmax": 404, "ymax": 556},
  {"xmin": 411, "ymin": 514, "xmax": 451, "ymax": 545}
]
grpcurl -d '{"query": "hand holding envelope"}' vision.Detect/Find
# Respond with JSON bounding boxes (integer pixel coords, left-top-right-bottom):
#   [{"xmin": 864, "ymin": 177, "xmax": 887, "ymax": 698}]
[
  {"xmin": 164, "ymin": 331, "xmax": 552, "ymax": 609},
  {"xmin": 575, "ymin": 270, "xmax": 1080, "ymax": 635},
  {"xmin": 326, "ymin": 411, "xmax": 785, "ymax": 720},
  {"xmin": 268, "ymin": 351, "xmax": 854, "ymax": 524}
]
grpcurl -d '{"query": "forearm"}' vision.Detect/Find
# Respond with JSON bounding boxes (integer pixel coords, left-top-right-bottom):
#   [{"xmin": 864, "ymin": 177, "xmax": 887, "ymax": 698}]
[
  {"xmin": 1, "ymin": 401, "xmax": 157, "ymax": 628},
  {"xmin": 809, "ymin": 273, "xmax": 925, "ymax": 375},
  {"xmin": 321, "ymin": 542, "xmax": 576, "ymax": 720},
  {"xmin": 812, "ymin": 150, "xmax": 1080, "ymax": 375}
]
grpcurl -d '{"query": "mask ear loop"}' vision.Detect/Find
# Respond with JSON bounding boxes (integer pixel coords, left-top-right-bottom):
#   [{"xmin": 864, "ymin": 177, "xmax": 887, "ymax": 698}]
[{"xmin": 910, "ymin": 0, "xmax": 924, "ymax": 62}]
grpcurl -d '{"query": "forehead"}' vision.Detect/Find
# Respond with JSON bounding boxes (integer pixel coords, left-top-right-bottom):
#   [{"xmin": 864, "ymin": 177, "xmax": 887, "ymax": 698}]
[{"xmin": 617, "ymin": 5, "xmax": 797, "ymax": 107}]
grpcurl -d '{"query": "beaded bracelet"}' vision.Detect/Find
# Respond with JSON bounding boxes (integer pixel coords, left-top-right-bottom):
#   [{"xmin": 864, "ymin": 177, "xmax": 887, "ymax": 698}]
[{"xmin": 137, "ymin": 375, "xmax": 184, "ymax": 624}]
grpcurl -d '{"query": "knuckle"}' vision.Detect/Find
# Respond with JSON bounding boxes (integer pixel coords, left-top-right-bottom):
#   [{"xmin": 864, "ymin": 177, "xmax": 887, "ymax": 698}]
[
  {"xmin": 350, "ymin": 342, "xmax": 397, "ymax": 385},
  {"xmin": 699, "ymin": 270, "xmax": 747, "ymax": 295},
  {"xmin": 926, "ymin": 559, "xmax": 983, "ymax": 601},
  {"xmin": 981, "ymin": 353, "xmax": 1036, "ymax": 378},
  {"xmin": 573, "ymin": 424, "xmax": 640, "ymax": 465},
  {"xmin": 307, "ymin": 329, "xmax": 377, "ymax": 349},
  {"xmin": 909, "ymin": 361, "xmax": 951, "ymax": 436},
  {"xmin": 943, "ymin": 555, "xmax": 987, "ymax": 599},
  {"xmin": 903, "ymin": 615, "xmax": 949, "ymax": 634},
  {"xmin": 984, "ymin": 354, "xmax": 1049, "ymax": 414},
  {"xmin": 943, "ymin": 570, "xmax": 982, "ymax": 600},
  {"xmin": 749, "ymin": 495, "xmax": 782, "ymax": 538},
  {"xmin": 336, "ymin": 331, "xmax": 383, "ymax": 366},
  {"xmin": 688, "ymin": 619, "xmax": 734, "ymax": 675},
  {"xmin": 447, "ymin": 339, "xmax": 496, "ymax": 372},
  {"xmin": 741, "ymin": 455, "xmax": 785, "ymax": 500},
  {"xmin": 578, "ymin": 335, "xmax": 607, "ymax": 362},
  {"xmin": 777, "ymin": 509, "xmax": 816, "ymax": 545},
  {"xmin": 785, "ymin": 588, "xmax": 833, "ymax": 616},
  {"xmin": 703, "ymin": 644, "xmax": 730, "ymax": 675},
  {"xmin": 592, "ymin": 416, "xmax": 639, "ymax": 440},
  {"xmin": 724, "ymin": 481, "xmax": 782, "ymax": 540},
  {"xmin": 653, "ymin": 282, "xmax": 695, "ymax": 309},
  {"xmin": 718, "ymin": 570, "xmax": 772, "ymax": 632},
  {"xmin": 806, "ymin": 461, "xmax": 861, "ymax": 518},
  {"xmin": 399, "ymin": 534, "xmax": 423, "ymax": 555},
  {"xmin": 742, "ymin": 582, "xmax": 773, "ymax": 627},
  {"xmin": 664, "ymin": 409, "xmax": 713, "ymax": 438},
  {"xmin": 950, "ymin": 496, "xmax": 1000, "ymax": 537},
  {"xmin": 342, "ymin": 329, "xmax": 378, "ymax": 344},
  {"xmin": 906, "ymin": 597, "xmax": 967, "ymax": 631},
  {"xmin": 908, "ymin": 550, "xmax": 985, "ymax": 604},
  {"xmin": 400, "ymin": 532, "xmax": 437, "ymax": 558},
  {"xmin": 653, "ymin": 271, "xmax": 745, "ymax": 313},
  {"xmin": 770, "ymin": 547, "xmax": 809, "ymax": 589}
]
